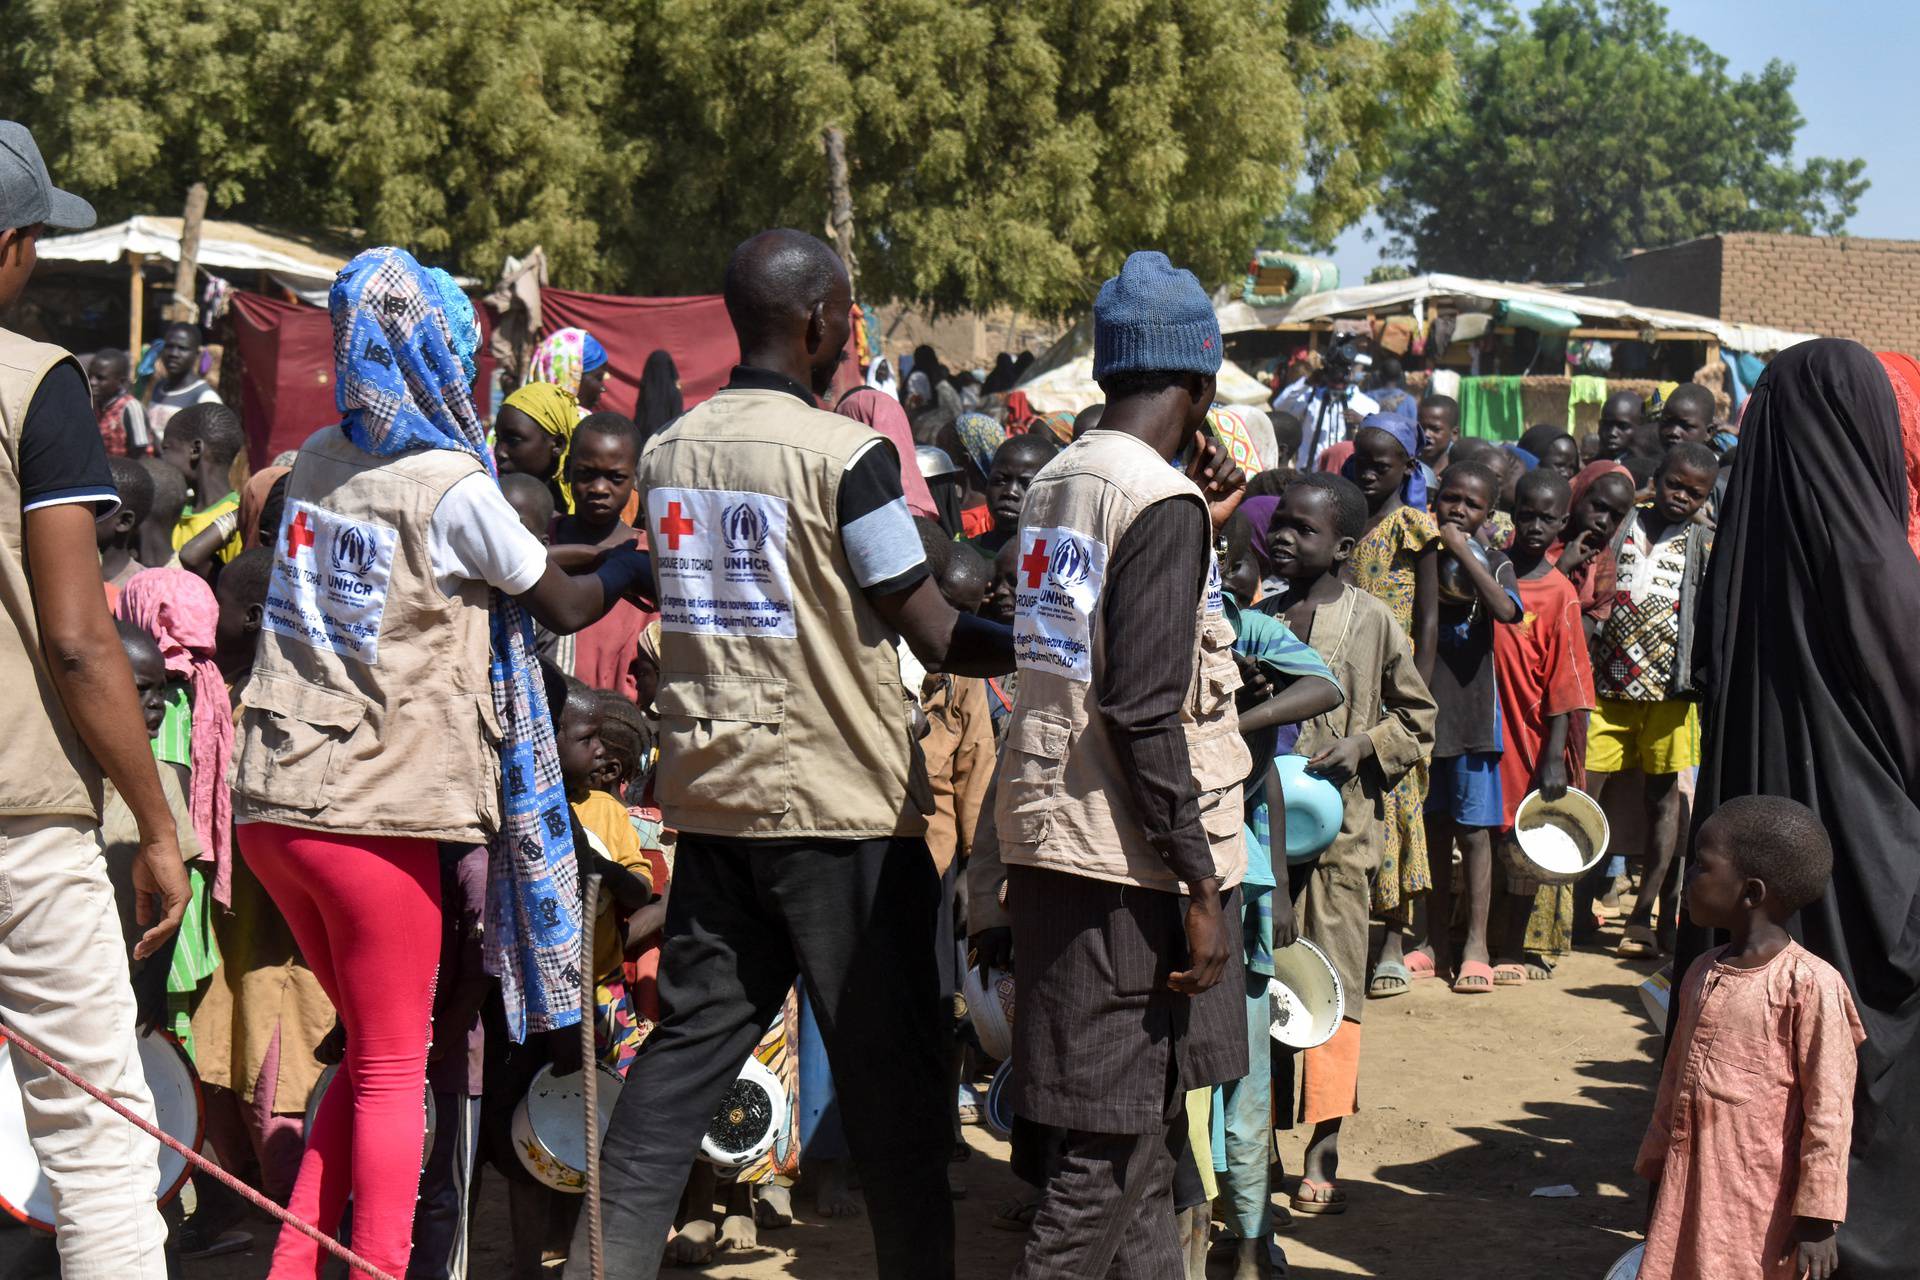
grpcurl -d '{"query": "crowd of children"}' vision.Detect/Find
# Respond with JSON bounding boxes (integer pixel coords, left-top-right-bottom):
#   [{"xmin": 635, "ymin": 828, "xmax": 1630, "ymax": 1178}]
[{"xmin": 60, "ymin": 294, "xmax": 1870, "ymax": 1280}]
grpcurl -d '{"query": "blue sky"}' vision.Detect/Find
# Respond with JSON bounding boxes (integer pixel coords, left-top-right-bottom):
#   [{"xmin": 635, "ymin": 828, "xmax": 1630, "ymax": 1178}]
[{"xmin": 1329, "ymin": 0, "xmax": 1916, "ymax": 283}]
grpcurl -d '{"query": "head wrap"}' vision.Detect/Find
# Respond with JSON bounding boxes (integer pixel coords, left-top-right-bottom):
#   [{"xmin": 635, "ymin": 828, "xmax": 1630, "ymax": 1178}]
[
  {"xmin": 1034, "ymin": 410, "xmax": 1077, "ymax": 446},
  {"xmin": 1505, "ymin": 444, "xmax": 1540, "ymax": 472},
  {"xmin": 328, "ymin": 245, "xmax": 582, "ymax": 1042},
  {"xmin": 838, "ymin": 387, "xmax": 937, "ymax": 521},
  {"xmin": 503, "ymin": 381, "xmax": 582, "ymax": 512},
  {"xmin": 331, "ymin": 246, "xmax": 488, "ymax": 458},
  {"xmin": 1875, "ymin": 351, "xmax": 1920, "ymax": 558},
  {"xmin": 1569, "ymin": 459, "xmax": 1633, "ymax": 513},
  {"xmin": 116, "ymin": 569, "xmax": 233, "ymax": 907},
  {"xmin": 238, "ymin": 465, "xmax": 291, "ymax": 550},
  {"xmin": 866, "ymin": 357, "xmax": 899, "ymax": 401},
  {"xmin": 906, "ymin": 370, "xmax": 932, "ymax": 402},
  {"xmin": 1351, "ymin": 411, "xmax": 1427, "ymax": 508},
  {"xmin": 525, "ymin": 327, "xmax": 606, "ymax": 397},
  {"xmin": 955, "ymin": 412, "xmax": 1007, "ymax": 480},
  {"xmin": 1004, "ymin": 390, "xmax": 1036, "ymax": 432},
  {"xmin": 1206, "ymin": 405, "xmax": 1264, "ymax": 472}
]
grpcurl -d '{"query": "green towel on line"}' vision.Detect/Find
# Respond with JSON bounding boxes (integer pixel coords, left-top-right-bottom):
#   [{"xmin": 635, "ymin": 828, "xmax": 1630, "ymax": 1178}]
[
  {"xmin": 1458, "ymin": 376, "xmax": 1526, "ymax": 441},
  {"xmin": 1568, "ymin": 375, "xmax": 1609, "ymax": 430}
]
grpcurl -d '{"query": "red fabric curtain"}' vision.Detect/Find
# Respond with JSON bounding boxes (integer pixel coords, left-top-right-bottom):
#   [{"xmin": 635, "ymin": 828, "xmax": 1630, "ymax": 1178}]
[
  {"xmin": 540, "ymin": 289, "xmax": 739, "ymax": 414},
  {"xmin": 538, "ymin": 290, "xmax": 865, "ymax": 413},
  {"xmin": 228, "ymin": 290, "xmax": 338, "ymax": 466}
]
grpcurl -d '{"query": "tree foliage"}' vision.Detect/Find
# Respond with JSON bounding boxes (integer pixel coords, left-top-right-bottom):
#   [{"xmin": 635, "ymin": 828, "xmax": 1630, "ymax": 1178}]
[
  {"xmin": 1378, "ymin": 0, "xmax": 1869, "ymax": 282},
  {"xmin": 1, "ymin": 0, "xmax": 1453, "ymax": 311},
  {"xmin": 0, "ymin": 0, "xmax": 640, "ymax": 285},
  {"xmin": 611, "ymin": 0, "xmax": 1455, "ymax": 313}
]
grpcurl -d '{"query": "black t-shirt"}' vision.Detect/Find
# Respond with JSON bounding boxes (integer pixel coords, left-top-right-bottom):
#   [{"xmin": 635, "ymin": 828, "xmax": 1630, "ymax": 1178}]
[
  {"xmin": 19, "ymin": 361, "xmax": 118, "ymax": 517},
  {"xmin": 1431, "ymin": 547, "xmax": 1519, "ymax": 758}
]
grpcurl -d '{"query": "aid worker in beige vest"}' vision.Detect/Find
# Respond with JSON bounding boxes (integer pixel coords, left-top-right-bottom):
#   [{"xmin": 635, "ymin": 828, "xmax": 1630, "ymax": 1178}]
[
  {"xmin": 226, "ymin": 246, "xmax": 651, "ymax": 1278},
  {"xmin": 974, "ymin": 251, "xmax": 1252, "ymax": 1279},
  {"xmin": 0, "ymin": 121, "xmax": 190, "ymax": 1279},
  {"xmin": 578, "ymin": 230, "xmax": 1014, "ymax": 1280}
]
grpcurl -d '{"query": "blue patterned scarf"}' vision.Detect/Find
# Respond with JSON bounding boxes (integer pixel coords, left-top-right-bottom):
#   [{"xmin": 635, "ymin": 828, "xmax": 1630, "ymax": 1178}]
[{"xmin": 331, "ymin": 247, "xmax": 582, "ymax": 1042}]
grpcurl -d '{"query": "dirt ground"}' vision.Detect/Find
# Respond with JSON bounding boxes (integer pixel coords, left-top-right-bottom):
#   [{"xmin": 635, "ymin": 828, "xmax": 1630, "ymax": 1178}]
[{"xmin": 0, "ymin": 943, "xmax": 1661, "ymax": 1279}]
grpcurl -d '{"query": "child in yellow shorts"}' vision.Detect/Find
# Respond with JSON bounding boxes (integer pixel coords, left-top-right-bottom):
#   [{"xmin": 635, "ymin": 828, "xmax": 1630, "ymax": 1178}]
[{"xmin": 1586, "ymin": 443, "xmax": 1716, "ymax": 957}]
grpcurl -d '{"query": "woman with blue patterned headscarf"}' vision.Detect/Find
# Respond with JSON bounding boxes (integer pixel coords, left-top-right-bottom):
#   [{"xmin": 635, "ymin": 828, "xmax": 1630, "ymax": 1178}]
[{"xmin": 227, "ymin": 247, "xmax": 650, "ymax": 1279}]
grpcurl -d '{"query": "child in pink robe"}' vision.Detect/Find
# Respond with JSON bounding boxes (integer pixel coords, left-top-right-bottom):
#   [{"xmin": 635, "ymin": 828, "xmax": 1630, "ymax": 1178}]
[{"xmin": 1636, "ymin": 795, "xmax": 1866, "ymax": 1280}]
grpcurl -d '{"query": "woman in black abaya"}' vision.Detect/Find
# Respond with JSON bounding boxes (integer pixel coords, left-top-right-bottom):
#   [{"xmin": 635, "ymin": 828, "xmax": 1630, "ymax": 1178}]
[{"xmin": 1692, "ymin": 338, "xmax": 1920, "ymax": 1280}]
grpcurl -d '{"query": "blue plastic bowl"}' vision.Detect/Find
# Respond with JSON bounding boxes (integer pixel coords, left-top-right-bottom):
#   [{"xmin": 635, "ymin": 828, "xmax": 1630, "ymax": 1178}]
[{"xmin": 1272, "ymin": 755, "xmax": 1344, "ymax": 862}]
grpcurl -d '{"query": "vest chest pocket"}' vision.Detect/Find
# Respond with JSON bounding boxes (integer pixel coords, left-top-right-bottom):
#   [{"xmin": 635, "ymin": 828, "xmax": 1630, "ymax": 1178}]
[
  {"xmin": 1193, "ymin": 615, "xmax": 1243, "ymax": 718},
  {"xmin": 998, "ymin": 711, "xmax": 1072, "ymax": 845},
  {"xmin": 233, "ymin": 675, "xmax": 370, "ymax": 811},
  {"xmin": 654, "ymin": 675, "xmax": 789, "ymax": 818}
]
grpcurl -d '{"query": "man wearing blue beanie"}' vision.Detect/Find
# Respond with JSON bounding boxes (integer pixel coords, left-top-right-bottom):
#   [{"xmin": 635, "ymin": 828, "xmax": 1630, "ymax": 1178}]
[{"xmin": 968, "ymin": 251, "xmax": 1252, "ymax": 1277}]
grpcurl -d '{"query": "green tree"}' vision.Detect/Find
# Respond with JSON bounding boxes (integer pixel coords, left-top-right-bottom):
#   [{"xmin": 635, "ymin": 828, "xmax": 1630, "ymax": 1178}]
[
  {"xmin": 2, "ymin": 0, "xmax": 1455, "ymax": 307},
  {"xmin": 1378, "ymin": 0, "xmax": 1868, "ymax": 282},
  {"xmin": 0, "ymin": 0, "xmax": 640, "ymax": 286},
  {"xmin": 605, "ymin": 0, "xmax": 1456, "ymax": 313}
]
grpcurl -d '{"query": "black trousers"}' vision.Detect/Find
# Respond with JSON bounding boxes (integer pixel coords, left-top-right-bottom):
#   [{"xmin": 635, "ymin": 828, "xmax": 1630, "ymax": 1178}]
[{"xmin": 567, "ymin": 833, "xmax": 955, "ymax": 1280}]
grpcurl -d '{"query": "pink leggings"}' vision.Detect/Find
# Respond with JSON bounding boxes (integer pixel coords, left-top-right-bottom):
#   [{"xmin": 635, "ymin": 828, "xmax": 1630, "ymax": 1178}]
[{"xmin": 239, "ymin": 822, "xmax": 442, "ymax": 1279}]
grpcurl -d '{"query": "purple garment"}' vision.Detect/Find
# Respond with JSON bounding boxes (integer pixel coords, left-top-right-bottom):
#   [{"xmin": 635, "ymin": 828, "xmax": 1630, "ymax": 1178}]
[{"xmin": 1240, "ymin": 495, "xmax": 1282, "ymax": 576}]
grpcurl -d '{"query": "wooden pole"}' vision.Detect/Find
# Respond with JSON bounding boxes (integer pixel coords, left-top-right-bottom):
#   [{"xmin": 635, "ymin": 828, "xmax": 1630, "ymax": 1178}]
[
  {"xmin": 164, "ymin": 183, "xmax": 208, "ymax": 325},
  {"xmin": 822, "ymin": 126, "xmax": 858, "ymax": 295},
  {"xmin": 127, "ymin": 251, "xmax": 145, "ymax": 356}
]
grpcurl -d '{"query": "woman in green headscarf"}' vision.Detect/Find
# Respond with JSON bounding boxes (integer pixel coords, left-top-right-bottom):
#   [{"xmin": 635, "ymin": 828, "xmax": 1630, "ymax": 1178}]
[{"xmin": 494, "ymin": 382, "xmax": 580, "ymax": 513}]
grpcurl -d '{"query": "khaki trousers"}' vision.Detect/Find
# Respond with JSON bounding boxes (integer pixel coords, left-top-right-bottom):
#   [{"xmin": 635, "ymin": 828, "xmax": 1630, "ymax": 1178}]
[{"xmin": 0, "ymin": 815, "xmax": 165, "ymax": 1278}]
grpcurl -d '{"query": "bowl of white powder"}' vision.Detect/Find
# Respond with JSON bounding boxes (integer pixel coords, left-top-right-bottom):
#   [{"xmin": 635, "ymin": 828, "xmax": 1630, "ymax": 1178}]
[{"xmin": 1513, "ymin": 788, "xmax": 1610, "ymax": 885}]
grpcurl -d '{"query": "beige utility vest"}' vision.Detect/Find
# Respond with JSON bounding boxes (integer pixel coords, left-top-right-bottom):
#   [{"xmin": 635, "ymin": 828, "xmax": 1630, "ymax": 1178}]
[
  {"xmin": 995, "ymin": 430, "xmax": 1248, "ymax": 892},
  {"xmin": 641, "ymin": 388, "xmax": 921, "ymax": 839},
  {"xmin": 231, "ymin": 428, "xmax": 500, "ymax": 841},
  {"xmin": 0, "ymin": 331, "xmax": 104, "ymax": 820}
]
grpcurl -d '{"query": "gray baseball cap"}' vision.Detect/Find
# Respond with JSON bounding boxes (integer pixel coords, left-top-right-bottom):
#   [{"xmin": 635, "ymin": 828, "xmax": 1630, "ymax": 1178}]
[{"xmin": 0, "ymin": 121, "xmax": 96, "ymax": 233}]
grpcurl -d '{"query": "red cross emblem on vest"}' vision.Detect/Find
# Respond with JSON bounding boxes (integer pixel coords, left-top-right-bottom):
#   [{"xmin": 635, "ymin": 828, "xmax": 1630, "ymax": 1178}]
[
  {"xmin": 660, "ymin": 501, "xmax": 696, "ymax": 551},
  {"xmin": 285, "ymin": 510, "xmax": 316, "ymax": 558},
  {"xmin": 1021, "ymin": 539, "xmax": 1051, "ymax": 589}
]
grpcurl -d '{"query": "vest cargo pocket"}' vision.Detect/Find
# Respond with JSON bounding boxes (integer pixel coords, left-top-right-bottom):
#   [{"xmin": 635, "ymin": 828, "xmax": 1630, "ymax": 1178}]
[
  {"xmin": 999, "ymin": 710, "xmax": 1071, "ymax": 845},
  {"xmin": 654, "ymin": 674, "xmax": 790, "ymax": 818},
  {"xmin": 1194, "ymin": 615, "xmax": 1244, "ymax": 718},
  {"xmin": 233, "ymin": 675, "xmax": 370, "ymax": 811}
]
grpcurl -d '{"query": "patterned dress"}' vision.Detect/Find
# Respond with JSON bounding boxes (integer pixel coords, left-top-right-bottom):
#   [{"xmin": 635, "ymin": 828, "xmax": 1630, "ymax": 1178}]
[{"xmin": 1349, "ymin": 502, "xmax": 1438, "ymax": 918}]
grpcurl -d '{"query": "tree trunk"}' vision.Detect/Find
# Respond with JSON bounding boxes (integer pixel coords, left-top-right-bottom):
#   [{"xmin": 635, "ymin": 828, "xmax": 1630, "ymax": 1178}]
[
  {"xmin": 164, "ymin": 183, "xmax": 208, "ymax": 325},
  {"xmin": 822, "ymin": 126, "xmax": 858, "ymax": 295}
]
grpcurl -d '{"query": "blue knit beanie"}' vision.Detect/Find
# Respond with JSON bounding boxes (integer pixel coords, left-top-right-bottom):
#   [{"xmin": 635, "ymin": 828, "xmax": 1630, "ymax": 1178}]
[{"xmin": 1092, "ymin": 251, "xmax": 1221, "ymax": 381}]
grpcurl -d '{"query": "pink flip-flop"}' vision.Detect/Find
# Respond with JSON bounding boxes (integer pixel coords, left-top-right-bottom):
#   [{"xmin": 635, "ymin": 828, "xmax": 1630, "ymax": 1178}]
[
  {"xmin": 1492, "ymin": 963, "xmax": 1528, "ymax": 987},
  {"xmin": 1406, "ymin": 950, "xmax": 1437, "ymax": 981},
  {"xmin": 1452, "ymin": 960, "xmax": 1496, "ymax": 994}
]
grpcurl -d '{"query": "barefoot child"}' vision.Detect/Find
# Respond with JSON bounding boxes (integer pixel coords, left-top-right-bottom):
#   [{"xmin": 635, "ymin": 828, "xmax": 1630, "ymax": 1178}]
[
  {"xmin": 1258, "ymin": 473, "xmax": 1434, "ymax": 1217},
  {"xmin": 1588, "ymin": 444, "xmax": 1716, "ymax": 957},
  {"xmin": 1421, "ymin": 462, "xmax": 1522, "ymax": 993},
  {"xmin": 1489, "ymin": 470, "xmax": 1594, "ymax": 977},
  {"xmin": 1636, "ymin": 796, "xmax": 1865, "ymax": 1280},
  {"xmin": 1344, "ymin": 413, "xmax": 1438, "ymax": 993}
]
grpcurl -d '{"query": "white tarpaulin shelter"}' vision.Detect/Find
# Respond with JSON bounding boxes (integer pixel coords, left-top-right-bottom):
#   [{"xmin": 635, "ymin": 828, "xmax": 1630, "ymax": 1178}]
[
  {"xmin": 1017, "ymin": 352, "xmax": 1273, "ymax": 415},
  {"xmin": 1228, "ymin": 272, "xmax": 1818, "ymax": 354},
  {"xmin": 36, "ymin": 215, "xmax": 349, "ymax": 297}
]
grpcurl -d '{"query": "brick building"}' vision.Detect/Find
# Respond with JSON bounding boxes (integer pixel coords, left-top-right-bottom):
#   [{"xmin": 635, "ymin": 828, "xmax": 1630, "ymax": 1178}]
[{"xmin": 1586, "ymin": 233, "xmax": 1920, "ymax": 355}]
